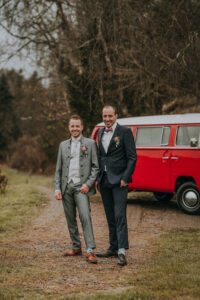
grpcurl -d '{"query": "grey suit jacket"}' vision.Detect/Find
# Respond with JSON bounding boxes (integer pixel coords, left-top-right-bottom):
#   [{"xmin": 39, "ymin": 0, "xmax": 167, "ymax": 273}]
[{"xmin": 54, "ymin": 136, "xmax": 99, "ymax": 196}]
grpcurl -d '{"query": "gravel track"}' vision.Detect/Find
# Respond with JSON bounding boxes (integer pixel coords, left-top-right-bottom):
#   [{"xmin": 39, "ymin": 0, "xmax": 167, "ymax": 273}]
[{"xmin": 1, "ymin": 187, "xmax": 200, "ymax": 297}]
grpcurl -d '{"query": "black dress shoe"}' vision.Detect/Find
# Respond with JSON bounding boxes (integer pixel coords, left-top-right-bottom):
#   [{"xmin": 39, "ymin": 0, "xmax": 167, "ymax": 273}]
[
  {"xmin": 117, "ymin": 254, "xmax": 127, "ymax": 266},
  {"xmin": 96, "ymin": 249, "xmax": 118, "ymax": 257}
]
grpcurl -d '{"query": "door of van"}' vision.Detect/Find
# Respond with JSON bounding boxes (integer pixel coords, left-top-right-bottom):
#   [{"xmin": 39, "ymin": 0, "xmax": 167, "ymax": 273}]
[
  {"xmin": 171, "ymin": 125, "xmax": 200, "ymax": 190},
  {"xmin": 131, "ymin": 126, "xmax": 172, "ymax": 192}
]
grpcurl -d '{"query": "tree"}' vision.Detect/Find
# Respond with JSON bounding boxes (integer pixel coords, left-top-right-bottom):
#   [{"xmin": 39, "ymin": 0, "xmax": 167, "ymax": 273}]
[
  {"xmin": 0, "ymin": 73, "xmax": 19, "ymax": 159},
  {"xmin": 0, "ymin": 0, "xmax": 200, "ymax": 134}
]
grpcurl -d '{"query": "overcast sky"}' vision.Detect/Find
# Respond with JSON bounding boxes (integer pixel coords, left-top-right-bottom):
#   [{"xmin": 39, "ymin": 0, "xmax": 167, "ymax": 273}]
[{"xmin": 0, "ymin": 27, "xmax": 36, "ymax": 78}]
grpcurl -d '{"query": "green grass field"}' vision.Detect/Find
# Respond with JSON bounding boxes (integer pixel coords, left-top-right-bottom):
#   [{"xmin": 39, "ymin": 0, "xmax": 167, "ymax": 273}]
[{"xmin": 0, "ymin": 166, "xmax": 53, "ymax": 238}]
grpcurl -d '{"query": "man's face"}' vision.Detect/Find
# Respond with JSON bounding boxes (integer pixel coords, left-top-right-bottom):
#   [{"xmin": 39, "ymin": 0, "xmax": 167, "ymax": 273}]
[
  {"xmin": 102, "ymin": 106, "xmax": 118, "ymax": 128},
  {"xmin": 68, "ymin": 119, "xmax": 83, "ymax": 138}
]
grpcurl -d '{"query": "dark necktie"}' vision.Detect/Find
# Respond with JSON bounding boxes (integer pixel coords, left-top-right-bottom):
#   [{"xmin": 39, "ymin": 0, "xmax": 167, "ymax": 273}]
[{"xmin": 105, "ymin": 128, "xmax": 113, "ymax": 133}]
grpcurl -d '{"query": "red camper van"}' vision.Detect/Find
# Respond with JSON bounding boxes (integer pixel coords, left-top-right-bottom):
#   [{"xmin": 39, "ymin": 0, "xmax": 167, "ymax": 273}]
[{"xmin": 92, "ymin": 113, "xmax": 200, "ymax": 215}]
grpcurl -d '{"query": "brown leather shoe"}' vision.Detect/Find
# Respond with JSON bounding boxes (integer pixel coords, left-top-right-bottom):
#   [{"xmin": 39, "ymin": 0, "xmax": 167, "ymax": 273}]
[
  {"xmin": 86, "ymin": 252, "xmax": 98, "ymax": 264},
  {"xmin": 63, "ymin": 249, "xmax": 82, "ymax": 256}
]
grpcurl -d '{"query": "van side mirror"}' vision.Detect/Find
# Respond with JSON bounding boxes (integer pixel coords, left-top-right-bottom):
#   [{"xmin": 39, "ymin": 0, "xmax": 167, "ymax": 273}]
[{"xmin": 190, "ymin": 137, "xmax": 198, "ymax": 147}]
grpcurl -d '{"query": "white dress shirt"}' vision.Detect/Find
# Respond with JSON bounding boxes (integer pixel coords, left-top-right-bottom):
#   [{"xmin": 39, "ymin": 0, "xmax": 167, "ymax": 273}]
[
  {"xmin": 68, "ymin": 136, "xmax": 81, "ymax": 184},
  {"xmin": 102, "ymin": 122, "xmax": 117, "ymax": 153}
]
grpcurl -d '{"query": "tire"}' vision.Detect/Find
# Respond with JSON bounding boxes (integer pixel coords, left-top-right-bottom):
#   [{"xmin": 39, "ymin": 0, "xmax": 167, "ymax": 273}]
[
  {"xmin": 177, "ymin": 182, "xmax": 200, "ymax": 215},
  {"xmin": 153, "ymin": 192, "xmax": 174, "ymax": 201}
]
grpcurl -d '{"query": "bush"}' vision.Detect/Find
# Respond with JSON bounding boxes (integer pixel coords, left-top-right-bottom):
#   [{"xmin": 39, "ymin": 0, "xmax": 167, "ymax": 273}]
[
  {"xmin": 0, "ymin": 168, "xmax": 8, "ymax": 193},
  {"xmin": 8, "ymin": 135, "xmax": 48, "ymax": 174}
]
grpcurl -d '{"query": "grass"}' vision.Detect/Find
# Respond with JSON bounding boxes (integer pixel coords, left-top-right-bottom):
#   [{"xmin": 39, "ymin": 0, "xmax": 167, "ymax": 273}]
[
  {"xmin": 131, "ymin": 229, "xmax": 200, "ymax": 300},
  {"xmin": 0, "ymin": 166, "xmax": 53, "ymax": 238},
  {"xmin": 60, "ymin": 229, "xmax": 200, "ymax": 300},
  {"xmin": 1, "ymin": 166, "xmax": 53, "ymax": 187},
  {"xmin": 0, "ymin": 167, "xmax": 200, "ymax": 299},
  {"xmin": 128, "ymin": 191, "xmax": 155, "ymax": 201},
  {"xmin": 0, "ymin": 167, "xmax": 54, "ymax": 299}
]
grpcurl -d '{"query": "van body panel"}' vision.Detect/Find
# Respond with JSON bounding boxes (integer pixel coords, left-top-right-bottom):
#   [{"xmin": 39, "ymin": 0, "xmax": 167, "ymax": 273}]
[
  {"xmin": 130, "ymin": 148, "xmax": 172, "ymax": 192},
  {"xmin": 171, "ymin": 148, "xmax": 200, "ymax": 190}
]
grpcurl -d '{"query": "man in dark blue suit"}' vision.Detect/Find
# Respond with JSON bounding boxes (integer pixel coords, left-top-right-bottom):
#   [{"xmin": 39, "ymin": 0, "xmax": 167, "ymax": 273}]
[{"xmin": 96, "ymin": 105, "xmax": 137, "ymax": 266}]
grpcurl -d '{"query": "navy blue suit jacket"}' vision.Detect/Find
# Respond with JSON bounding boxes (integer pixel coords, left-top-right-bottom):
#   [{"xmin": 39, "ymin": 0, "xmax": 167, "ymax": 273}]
[{"xmin": 97, "ymin": 123, "xmax": 137, "ymax": 185}]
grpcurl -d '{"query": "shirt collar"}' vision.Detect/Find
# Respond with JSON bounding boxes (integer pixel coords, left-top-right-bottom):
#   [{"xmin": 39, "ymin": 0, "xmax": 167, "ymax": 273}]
[{"xmin": 71, "ymin": 135, "xmax": 82, "ymax": 142}]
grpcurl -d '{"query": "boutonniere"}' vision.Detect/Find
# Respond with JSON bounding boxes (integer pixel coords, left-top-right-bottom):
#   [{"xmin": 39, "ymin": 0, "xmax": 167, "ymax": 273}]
[
  {"xmin": 81, "ymin": 145, "xmax": 88, "ymax": 156},
  {"xmin": 114, "ymin": 136, "xmax": 120, "ymax": 147}
]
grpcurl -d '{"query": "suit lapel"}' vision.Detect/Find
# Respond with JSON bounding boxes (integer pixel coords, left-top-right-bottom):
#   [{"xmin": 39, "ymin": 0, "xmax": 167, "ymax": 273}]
[
  {"xmin": 98, "ymin": 128, "xmax": 106, "ymax": 155},
  {"xmin": 63, "ymin": 139, "xmax": 71, "ymax": 168},
  {"xmin": 98, "ymin": 128, "xmax": 104, "ymax": 145},
  {"xmin": 79, "ymin": 135, "xmax": 87, "ymax": 166},
  {"xmin": 66, "ymin": 138, "xmax": 71, "ymax": 151},
  {"xmin": 107, "ymin": 123, "xmax": 120, "ymax": 153},
  {"xmin": 80, "ymin": 135, "xmax": 84, "ymax": 158}
]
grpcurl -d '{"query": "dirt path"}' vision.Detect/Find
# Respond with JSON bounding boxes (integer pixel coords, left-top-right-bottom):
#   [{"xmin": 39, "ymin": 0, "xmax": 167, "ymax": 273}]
[{"xmin": 1, "ymin": 187, "xmax": 200, "ymax": 298}]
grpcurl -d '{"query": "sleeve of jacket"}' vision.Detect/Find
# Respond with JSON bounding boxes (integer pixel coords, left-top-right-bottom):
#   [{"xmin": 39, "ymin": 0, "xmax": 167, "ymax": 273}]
[
  {"xmin": 121, "ymin": 128, "xmax": 137, "ymax": 183},
  {"xmin": 54, "ymin": 143, "xmax": 62, "ymax": 191},
  {"xmin": 85, "ymin": 140, "xmax": 99, "ymax": 188}
]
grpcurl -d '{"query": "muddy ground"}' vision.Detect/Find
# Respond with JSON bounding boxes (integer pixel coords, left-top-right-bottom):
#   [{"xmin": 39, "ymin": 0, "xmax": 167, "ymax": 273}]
[{"xmin": 1, "ymin": 187, "xmax": 200, "ymax": 298}]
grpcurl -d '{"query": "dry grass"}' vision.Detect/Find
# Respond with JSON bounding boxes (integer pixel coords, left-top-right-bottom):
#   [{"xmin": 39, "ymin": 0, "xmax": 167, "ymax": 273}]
[
  {"xmin": 59, "ymin": 229, "xmax": 200, "ymax": 300},
  {"xmin": 0, "ymin": 167, "xmax": 200, "ymax": 300},
  {"xmin": 0, "ymin": 166, "xmax": 52, "ymax": 239}
]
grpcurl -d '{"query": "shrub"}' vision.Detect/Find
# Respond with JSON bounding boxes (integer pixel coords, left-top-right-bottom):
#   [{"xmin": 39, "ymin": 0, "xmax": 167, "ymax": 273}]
[
  {"xmin": 8, "ymin": 135, "xmax": 48, "ymax": 174},
  {"xmin": 0, "ymin": 168, "xmax": 8, "ymax": 193}
]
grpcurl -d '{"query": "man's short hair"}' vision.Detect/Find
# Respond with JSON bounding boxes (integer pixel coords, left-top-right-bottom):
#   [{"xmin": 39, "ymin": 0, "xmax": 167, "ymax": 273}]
[
  {"xmin": 102, "ymin": 104, "xmax": 117, "ymax": 114},
  {"xmin": 68, "ymin": 114, "xmax": 83, "ymax": 125}
]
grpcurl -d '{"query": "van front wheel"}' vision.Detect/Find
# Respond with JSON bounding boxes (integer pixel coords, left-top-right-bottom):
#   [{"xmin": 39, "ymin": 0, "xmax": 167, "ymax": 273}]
[
  {"xmin": 177, "ymin": 182, "xmax": 200, "ymax": 215},
  {"xmin": 153, "ymin": 192, "xmax": 174, "ymax": 201}
]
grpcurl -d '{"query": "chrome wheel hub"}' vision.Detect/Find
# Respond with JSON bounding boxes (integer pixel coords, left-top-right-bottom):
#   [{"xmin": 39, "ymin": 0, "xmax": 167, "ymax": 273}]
[{"xmin": 183, "ymin": 190, "xmax": 199, "ymax": 208}]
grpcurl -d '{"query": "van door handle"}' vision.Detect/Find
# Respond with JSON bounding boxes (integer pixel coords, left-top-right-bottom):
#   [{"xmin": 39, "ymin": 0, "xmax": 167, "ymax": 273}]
[
  {"xmin": 171, "ymin": 157, "xmax": 179, "ymax": 160},
  {"xmin": 162, "ymin": 157, "xmax": 169, "ymax": 160}
]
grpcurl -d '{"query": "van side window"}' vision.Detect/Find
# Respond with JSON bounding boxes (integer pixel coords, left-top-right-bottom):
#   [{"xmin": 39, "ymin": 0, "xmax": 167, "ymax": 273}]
[
  {"xmin": 135, "ymin": 127, "xmax": 170, "ymax": 146},
  {"xmin": 176, "ymin": 126, "xmax": 200, "ymax": 146},
  {"xmin": 161, "ymin": 127, "xmax": 171, "ymax": 145}
]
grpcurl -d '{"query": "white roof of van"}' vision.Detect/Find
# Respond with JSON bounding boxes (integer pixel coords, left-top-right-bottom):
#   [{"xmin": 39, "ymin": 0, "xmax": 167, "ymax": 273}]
[{"xmin": 97, "ymin": 113, "xmax": 200, "ymax": 126}]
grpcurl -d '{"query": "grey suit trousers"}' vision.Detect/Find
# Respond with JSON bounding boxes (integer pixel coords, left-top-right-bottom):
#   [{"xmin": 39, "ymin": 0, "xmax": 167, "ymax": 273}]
[{"xmin": 62, "ymin": 182, "xmax": 96, "ymax": 250}]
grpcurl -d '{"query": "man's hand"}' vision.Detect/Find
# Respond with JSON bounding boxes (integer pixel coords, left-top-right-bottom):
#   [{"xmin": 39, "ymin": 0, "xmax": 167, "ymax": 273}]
[
  {"xmin": 80, "ymin": 184, "xmax": 90, "ymax": 194},
  {"xmin": 120, "ymin": 180, "xmax": 128, "ymax": 188},
  {"xmin": 55, "ymin": 190, "xmax": 62, "ymax": 200}
]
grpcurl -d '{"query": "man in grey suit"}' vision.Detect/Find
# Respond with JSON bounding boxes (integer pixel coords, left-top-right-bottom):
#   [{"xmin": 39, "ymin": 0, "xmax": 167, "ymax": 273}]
[
  {"xmin": 96, "ymin": 105, "xmax": 137, "ymax": 266},
  {"xmin": 54, "ymin": 115, "xmax": 99, "ymax": 263}
]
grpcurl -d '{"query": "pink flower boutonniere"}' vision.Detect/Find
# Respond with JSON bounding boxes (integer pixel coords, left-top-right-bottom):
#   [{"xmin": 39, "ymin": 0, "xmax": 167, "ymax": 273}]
[
  {"xmin": 81, "ymin": 145, "xmax": 88, "ymax": 156},
  {"xmin": 114, "ymin": 136, "xmax": 120, "ymax": 147}
]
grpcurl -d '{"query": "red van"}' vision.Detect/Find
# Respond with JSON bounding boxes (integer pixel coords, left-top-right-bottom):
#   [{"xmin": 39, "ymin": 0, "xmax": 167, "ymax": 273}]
[{"xmin": 92, "ymin": 113, "xmax": 200, "ymax": 215}]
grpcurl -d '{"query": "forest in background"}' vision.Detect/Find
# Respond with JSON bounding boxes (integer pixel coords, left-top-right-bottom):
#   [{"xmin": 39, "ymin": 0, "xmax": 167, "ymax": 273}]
[
  {"xmin": 0, "ymin": 69, "xmax": 68, "ymax": 173},
  {"xmin": 0, "ymin": 0, "xmax": 200, "ymax": 174}
]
